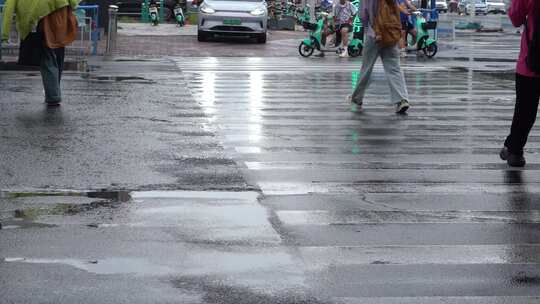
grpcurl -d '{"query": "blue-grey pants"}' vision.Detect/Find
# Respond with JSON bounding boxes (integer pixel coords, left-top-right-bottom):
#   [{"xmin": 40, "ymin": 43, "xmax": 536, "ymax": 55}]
[
  {"xmin": 351, "ymin": 36, "xmax": 409, "ymax": 104},
  {"xmin": 40, "ymin": 47, "xmax": 65, "ymax": 104}
]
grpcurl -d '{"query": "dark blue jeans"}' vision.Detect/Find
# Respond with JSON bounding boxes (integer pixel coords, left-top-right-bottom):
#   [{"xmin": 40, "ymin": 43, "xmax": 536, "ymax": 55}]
[{"xmin": 40, "ymin": 47, "xmax": 65, "ymax": 104}]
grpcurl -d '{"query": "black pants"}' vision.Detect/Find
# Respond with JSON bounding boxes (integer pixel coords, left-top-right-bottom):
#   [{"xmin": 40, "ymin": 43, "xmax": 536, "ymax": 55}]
[{"xmin": 504, "ymin": 74, "xmax": 540, "ymax": 154}]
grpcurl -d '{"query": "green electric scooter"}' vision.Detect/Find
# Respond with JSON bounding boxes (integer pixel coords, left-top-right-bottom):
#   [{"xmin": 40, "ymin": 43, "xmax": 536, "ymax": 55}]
[
  {"xmin": 298, "ymin": 12, "xmax": 363, "ymax": 58},
  {"xmin": 409, "ymin": 10, "xmax": 438, "ymax": 58}
]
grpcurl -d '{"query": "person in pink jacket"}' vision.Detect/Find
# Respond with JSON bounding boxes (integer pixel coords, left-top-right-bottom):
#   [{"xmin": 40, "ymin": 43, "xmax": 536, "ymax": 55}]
[{"xmin": 500, "ymin": 0, "xmax": 540, "ymax": 167}]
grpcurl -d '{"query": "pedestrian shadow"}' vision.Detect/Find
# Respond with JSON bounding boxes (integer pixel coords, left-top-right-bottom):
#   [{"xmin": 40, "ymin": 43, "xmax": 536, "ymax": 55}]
[
  {"xmin": 14, "ymin": 106, "xmax": 68, "ymax": 145},
  {"xmin": 15, "ymin": 106, "xmax": 65, "ymax": 128}
]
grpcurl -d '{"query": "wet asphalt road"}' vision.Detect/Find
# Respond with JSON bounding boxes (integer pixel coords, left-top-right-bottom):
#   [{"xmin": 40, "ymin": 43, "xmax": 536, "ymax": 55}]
[
  {"xmin": 0, "ymin": 59, "xmax": 249, "ymax": 191},
  {"xmin": 2, "ymin": 31, "xmax": 540, "ymax": 303}
]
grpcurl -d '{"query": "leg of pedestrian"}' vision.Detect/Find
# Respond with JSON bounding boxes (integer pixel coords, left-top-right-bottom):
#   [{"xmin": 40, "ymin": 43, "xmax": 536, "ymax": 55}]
[
  {"xmin": 55, "ymin": 47, "xmax": 65, "ymax": 105},
  {"xmin": 56, "ymin": 47, "xmax": 66, "ymax": 83},
  {"xmin": 380, "ymin": 43, "xmax": 410, "ymax": 113},
  {"xmin": 350, "ymin": 36, "xmax": 379, "ymax": 111},
  {"xmin": 502, "ymin": 74, "xmax": 540, "ymax": 166},
  {"xmin": 40, "ymin": 46, "xmax": 62, "ymax": 106},
  {"xmin": 339, "ymin": 27, "xmax": 350, "ymax": 57}
]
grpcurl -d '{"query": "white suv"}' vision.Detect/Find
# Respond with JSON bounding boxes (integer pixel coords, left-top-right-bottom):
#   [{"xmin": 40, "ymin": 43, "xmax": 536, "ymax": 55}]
[
  {"xmin": 486, "ymin": 0, "xmax": 506, "ymax": 14},
  {"xmin": 435, "ymin": 0, "xmax": 448, "ymax": 13},
  {"xmin": 198, "ymin": 0, "xmax": 268, "ymax": 43}
]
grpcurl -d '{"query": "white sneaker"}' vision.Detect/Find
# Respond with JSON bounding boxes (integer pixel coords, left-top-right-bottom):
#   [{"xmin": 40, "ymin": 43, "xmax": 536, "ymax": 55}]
[{"xmin": 339, "ymin": 49, "xmax": 349, "ymax": 58}]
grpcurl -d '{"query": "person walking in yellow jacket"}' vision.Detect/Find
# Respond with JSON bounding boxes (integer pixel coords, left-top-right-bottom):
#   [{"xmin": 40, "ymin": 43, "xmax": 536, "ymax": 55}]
[{"xmin": 2, "ymin": 0, "xmax": 79, "ymax": 106}]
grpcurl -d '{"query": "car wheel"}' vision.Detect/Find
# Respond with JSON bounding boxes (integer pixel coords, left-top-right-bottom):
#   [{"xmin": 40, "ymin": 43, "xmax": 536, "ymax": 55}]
[
  {"xmin": 257, "ymin": 33, "xmax": 267, "ymax": 44},
  {"xmin": 198, "ymin": 31, "xmax": 208, "ymax": 42}
]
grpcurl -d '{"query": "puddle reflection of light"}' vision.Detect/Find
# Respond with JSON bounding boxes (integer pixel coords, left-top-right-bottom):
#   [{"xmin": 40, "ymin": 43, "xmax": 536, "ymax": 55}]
[
  {"xmin": 201, "ymin": 72, "xmax": 216, "ymax": 114},
  {"xmin": 202, "ymin": 57, "xmax": 219, "ymax": 67},
  {"xmin": 351, "ymin": 131, "xmax": 360, "ymax": 155},
  {"xmin": 248, "ymin": 71, "xmax": 264, "ymax": 142},
  {"xmin": 247, "ymin": 57, "xmax": 263, "ymax": 63},
  {"xmin": 351, "ymin": 71, "xmax": 359, "ymax": 91}
]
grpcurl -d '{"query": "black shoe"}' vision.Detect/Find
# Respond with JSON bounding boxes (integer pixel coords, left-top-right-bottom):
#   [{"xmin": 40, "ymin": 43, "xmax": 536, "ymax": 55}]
[
  {"xmin": 395, "ymin": 99, "xmax": 410, "ymax": 114},
  {"xmin": 347, "ymin": 95, "xmax": 363, "ymax": 112},
  {"xmin": 500, "ymin": 146, "xmax": 526, "ymax": 167}
]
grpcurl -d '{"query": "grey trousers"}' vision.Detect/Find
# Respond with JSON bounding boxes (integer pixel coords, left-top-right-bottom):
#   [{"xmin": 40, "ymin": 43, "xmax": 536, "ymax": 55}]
[
  {"xmin": 351, "ymin": 36, "xmax": 409, "ymax": 104},
  {"xmin": 40, "ymin": 47, "xmax": 65, "ymax": 104}
]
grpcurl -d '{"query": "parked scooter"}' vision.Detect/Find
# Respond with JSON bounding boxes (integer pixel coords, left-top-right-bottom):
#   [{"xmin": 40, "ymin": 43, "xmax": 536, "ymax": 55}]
[
  {"xmin": 174, "ymin": 0, "xmax": 186, "ymax": 27},
  {"xmin": 296, "ymin": 5, "xmax": 311, "ymax": 25},
  {"xmin": 298, "ymin": 12, "xmax": 362, "ymax": 58},
  {"xmin": 409, "ymin": 11, "xmax": 438, "ymax": 57},
  {"xmin": 149, "ymin": 1, "xmax": 159, "ymax": 26}
]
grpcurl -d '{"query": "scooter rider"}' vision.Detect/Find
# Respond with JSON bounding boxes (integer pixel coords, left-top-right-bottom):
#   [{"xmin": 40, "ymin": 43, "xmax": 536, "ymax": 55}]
[
  {"xmin": 149, "ymin": 0, "xmax": 159, "ymax": 25},
  {"xmin": 333, "ymin": 0, "xmax": 357, "ymax": 57},
  {"xmin": 397, "ymin": 0, "xmax": 417, "ymax": 55},
  {"xmin": 315, "ymin": 13, "xmax": 335, "ymax": 57}
]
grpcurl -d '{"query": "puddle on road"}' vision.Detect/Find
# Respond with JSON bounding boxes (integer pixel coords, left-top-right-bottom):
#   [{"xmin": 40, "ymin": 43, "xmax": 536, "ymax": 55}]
[
  {"xmin": 0, "ymin": 190, "xmax": 131, "ymax": 202},
  {"xmin": 87, "ymin": 190, "xmax": 131, "ymax": 202},
  {"xmin": 90, "ymin": 76, "xmax": 155, "ymax": 83},
  {"xmin": 171, "ymin": 276, "xmax": 325, "ymax": 304},
  {"xmin": 114, "ymin": 59, "xmax": 153, "ymax": 62},
  {"xmin": 1, "ymin": 257, "xmax": 173, "ymax": 276},
  {"xmin": 0, "ymin": 190, "xmax": 132, "ymax": 229},
  {"xmin": 2, "ymin": 250, "xmax": 313, "ymax": 302},
  {"xmin": 131, "ymin": 191, "xmax": 258, "ymax": 200},
  {"xmin": 0, "ymin": 219, "xmax": 56, "ymax": 229},
  {"xmin": 2, "ymin": 250, "xmax": 299, "ymax": 278},
  {"xmin": 11, "ymin": 200, "xmax": 120, "ymax": 221}
]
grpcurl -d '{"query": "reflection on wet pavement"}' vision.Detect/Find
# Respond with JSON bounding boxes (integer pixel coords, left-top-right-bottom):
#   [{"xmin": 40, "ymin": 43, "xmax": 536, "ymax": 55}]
[{"xmin": 176, "ymin": 57, "xmax": 540, "ymax": 301}]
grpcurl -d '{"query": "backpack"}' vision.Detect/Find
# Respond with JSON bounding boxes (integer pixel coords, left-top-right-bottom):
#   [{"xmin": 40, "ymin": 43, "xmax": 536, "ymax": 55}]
[
  {"xmin": 525, "ymin": 6, "xmax": 540, "ymax": 73},
  {"xmin": 374, "ymin": 0, "xmax": 402, "ymax": 48}
]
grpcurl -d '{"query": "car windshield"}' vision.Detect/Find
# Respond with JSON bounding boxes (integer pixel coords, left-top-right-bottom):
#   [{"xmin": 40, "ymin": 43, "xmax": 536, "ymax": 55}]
[{"xmin": 475, "ymin": 0, "xmax": 485, "ymax": 4}]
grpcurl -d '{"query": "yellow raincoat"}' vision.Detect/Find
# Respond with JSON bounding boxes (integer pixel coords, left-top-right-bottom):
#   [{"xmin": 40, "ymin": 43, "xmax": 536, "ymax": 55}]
[{"xmin": 2, "ymin": 0, "xmax": 79, "ymax": 41}]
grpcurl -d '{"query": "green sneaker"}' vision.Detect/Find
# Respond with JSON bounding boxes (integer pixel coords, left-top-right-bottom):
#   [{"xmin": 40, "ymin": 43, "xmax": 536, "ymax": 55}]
[{"xmin": 395, "ymin": 99, "xmax": 410, "ymax": 114}]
